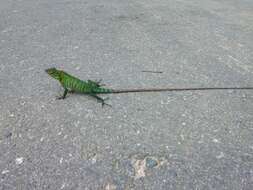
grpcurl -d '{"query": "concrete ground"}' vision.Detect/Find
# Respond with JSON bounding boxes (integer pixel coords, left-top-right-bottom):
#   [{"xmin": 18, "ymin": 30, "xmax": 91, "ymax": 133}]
[{"xmin": 0, "ymin": 0, "xmax": 253, "ymax": 189}]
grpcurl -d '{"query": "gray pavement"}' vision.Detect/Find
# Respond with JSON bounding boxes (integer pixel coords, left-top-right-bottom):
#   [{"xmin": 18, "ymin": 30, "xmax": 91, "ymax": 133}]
[{"xmin": 1, "ymin": 0, "xmax": 253, "ymax": 189}]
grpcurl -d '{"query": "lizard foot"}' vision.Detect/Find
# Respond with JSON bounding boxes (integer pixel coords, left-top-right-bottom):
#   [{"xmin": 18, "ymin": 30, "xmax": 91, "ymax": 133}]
[
  {"xmin": 56, "ymin": 96, "xmax": 65, "ymax": 100},
  {"xmin": 101, "ymin": 97, "xmax": 112, "ymax": 107}
]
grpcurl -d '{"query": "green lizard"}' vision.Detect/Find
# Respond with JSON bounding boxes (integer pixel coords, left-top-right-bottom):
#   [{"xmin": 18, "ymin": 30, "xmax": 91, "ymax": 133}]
[
  {"xmin": 46, "ymin": 67, "xmax": 112, "ymax": 106},
  {"xmin": 46, "ymin": 67, "xmax": 253, "ymax": 106}
]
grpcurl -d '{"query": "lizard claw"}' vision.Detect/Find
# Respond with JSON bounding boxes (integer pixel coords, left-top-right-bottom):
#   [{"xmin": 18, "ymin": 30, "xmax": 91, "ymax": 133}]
[
  {"xmin": 102, "ymin": 102, "xmax": 112, "ymax": 108},
  {"xmin": 56, "ymin": 96, "xmax": 64, "ymax": 100},
  {"xmin": 101, "ymin": 97, "xmax": 111, "ymax": 107}
]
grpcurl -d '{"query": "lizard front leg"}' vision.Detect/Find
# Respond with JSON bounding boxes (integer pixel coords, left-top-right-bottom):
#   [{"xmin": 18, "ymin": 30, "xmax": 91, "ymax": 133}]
[{"xmin": 57, "ymin": 88, "xmax": 68, "ymax": 99}]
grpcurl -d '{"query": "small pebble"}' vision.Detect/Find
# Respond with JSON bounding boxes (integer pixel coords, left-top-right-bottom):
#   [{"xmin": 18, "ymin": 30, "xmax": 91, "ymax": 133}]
[
  {"xmin": 145, "ymin": 157, "xmax": 158, "ymax": 168},
  {"xmin": 105, "ymin": 182, "xmax": 117, "ymax": 190},
  {"xmin": 2, "ymin": 170, "xmax": 9, "ymax": 174},
  {"xmin": 15, "ymin": 157, "xmax": 24, "ymax": 165},
  {"xmin": 91, "ymin": 156, "xmax": 97, "ymax": 164},
  {"xmin": 216, "ymin": 152, "xmax": 225, "ymax": 159},
  {"xmin": 60, "ymin": 183, "xmax": 66, "ymax": 189}
]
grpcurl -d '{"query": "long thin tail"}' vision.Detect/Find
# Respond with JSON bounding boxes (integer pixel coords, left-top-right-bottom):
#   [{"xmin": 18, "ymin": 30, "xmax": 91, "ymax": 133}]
[{"xmin": 107, "ymin": 87, "xmax": 253, "ymax": 94}]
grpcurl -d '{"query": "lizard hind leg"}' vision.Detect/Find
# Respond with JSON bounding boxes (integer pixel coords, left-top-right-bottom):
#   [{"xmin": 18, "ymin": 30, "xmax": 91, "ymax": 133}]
[
  {"xmin": 95, "ymin": 79, "xmax": 106, "ymax": 86},
  {"xmin": 89, "ymin": 94, "xmax": 111, "ymax": 107},
  {"xmin": 88, "ymin": 79, "xmax": 105, "ymax": 87}
]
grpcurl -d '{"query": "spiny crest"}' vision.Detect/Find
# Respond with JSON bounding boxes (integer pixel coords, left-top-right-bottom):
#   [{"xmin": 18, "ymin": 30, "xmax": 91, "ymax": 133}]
[{"xmin": 45, "ymin": 67, "xmax": 61, "ymax": 80}]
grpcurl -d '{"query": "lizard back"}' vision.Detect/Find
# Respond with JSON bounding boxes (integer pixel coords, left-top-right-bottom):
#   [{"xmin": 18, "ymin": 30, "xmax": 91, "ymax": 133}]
[{"xmin": 60, "ymin": 71, "xmax": 112, "ymax": 94}]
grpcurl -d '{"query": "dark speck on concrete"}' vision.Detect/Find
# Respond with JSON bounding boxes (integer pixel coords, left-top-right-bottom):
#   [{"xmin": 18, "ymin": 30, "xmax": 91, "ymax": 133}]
[{"xmin": 4, "ymin": 132, "xmax": 12, "ymax": 139}]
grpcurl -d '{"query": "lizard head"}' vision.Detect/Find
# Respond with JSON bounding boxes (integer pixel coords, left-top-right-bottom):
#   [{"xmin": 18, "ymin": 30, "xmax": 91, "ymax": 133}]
[{"xmin": 45, "ymin": 67, "xmax": 61, "ymax": 80}]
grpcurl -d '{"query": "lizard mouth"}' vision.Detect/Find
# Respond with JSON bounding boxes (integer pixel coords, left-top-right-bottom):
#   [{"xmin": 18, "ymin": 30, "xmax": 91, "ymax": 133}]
[{"xmin": 45, "ymin": 67, "xmax": 56, "ymax": 74}]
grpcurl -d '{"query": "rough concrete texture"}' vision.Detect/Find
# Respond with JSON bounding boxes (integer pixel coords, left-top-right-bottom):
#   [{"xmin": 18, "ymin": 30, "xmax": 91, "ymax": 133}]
[{"xmin": 1, "ymin": 0, "xmax": 253, "ymax": 189}]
